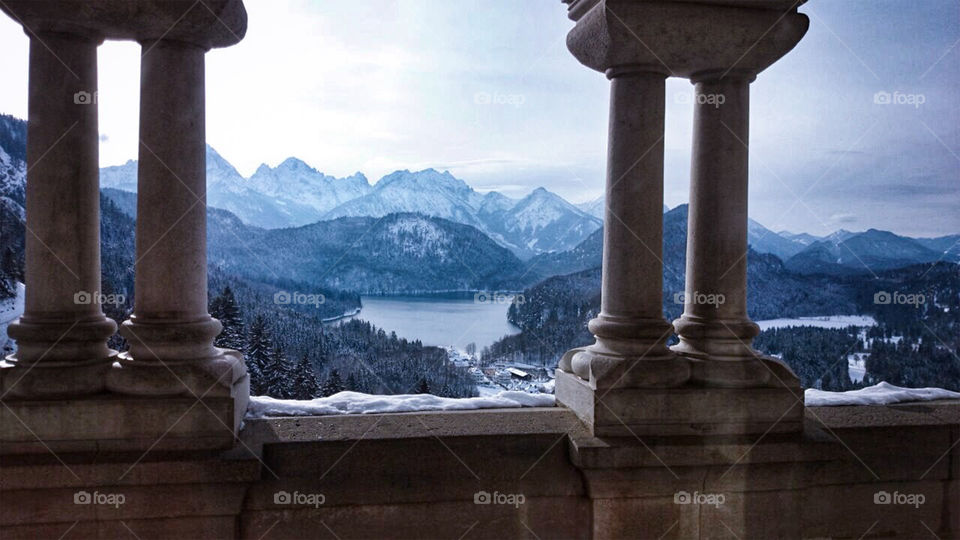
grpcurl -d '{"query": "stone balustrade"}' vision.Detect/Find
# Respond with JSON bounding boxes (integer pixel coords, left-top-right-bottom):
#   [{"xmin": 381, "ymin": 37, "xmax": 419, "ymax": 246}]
[
  {"xmin": 0, "ymin": 0, "xmax": 249, "ymax": 445},
  {"xmin": 557, "ymin": 0, "xmax": 809, "ymax": 438}
]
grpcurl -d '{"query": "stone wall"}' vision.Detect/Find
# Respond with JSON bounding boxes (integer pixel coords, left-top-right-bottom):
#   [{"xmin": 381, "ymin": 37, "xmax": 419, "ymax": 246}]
[{"xmin": 1, "ymin": 404, "xmax": 957, "ymax": 539}]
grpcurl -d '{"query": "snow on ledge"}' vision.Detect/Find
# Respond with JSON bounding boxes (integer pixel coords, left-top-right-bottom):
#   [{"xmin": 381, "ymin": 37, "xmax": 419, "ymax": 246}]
[
  {"xmin": 246, "ymin": 390, "xmax": 556, "ymax": 419},
  {"xmin": 805, "ymin": 382, "xmax": 960, "ymax": 407}
]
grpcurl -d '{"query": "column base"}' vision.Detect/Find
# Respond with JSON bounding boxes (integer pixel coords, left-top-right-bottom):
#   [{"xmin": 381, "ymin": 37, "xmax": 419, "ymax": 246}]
[
  {"xmin": 0, "ymin": 354, "xmax": 116, "ymax": 398},
  {"xmin": 555, "ymin": 369, "xmax": 803, "ymax": 437},
  {"xmin": 106, "ymin": 348, "xmax": 248, "ymax": 398},
  {"xmin": 560, "ymin": 345, "xmax": 691, "ymax": 389},
  {"xmin": 672, "ymin": 314, "xmax": 801, "ymax": 388}
]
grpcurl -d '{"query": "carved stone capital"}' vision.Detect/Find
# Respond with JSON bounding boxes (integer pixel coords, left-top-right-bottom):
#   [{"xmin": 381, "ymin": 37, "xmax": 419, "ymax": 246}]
[
  {"xmin": 565, "ymin": 0, "xmax": 808, "ymax": 79},
  {"xmin": 0, "ymin": 0, "xmax": 247, "ymax": 49}
]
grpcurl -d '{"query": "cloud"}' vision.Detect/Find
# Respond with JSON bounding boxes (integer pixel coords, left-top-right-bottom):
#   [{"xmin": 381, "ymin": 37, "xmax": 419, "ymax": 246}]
[{"xmin": 830, "ymin": 213, "xmax": 859, "ymax": 225}]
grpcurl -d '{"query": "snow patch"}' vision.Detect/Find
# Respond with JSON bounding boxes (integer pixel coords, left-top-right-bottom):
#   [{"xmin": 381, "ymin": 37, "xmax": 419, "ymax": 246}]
[
  {"xmin": 806, "ymin": 382, "xmax": 960, "ymax": 407},
  {"xmin": 246, "ymin": 390, "xmax": 555, "ymax": 418},
  {"xmin": 756, "ymin": 315, "xmax": 876, "ymax": 331}
]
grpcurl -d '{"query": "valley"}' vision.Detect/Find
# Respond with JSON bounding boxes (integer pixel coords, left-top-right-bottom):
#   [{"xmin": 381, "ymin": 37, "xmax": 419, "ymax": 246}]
[{"xmin": 1, "ymin": 113, "xmax": 958, "ymax": 398}]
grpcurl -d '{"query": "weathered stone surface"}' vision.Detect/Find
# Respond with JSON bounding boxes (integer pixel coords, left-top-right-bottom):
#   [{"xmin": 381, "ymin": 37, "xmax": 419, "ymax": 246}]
[
  {"xmin": 557, "ymin": 369, "xmax": 803, "ymax": 437},
  {"xmin": 2, "ymin": 29, "xmax": 117, "ymax": 399},
  {"xmin": 0, "ymin": 396, "xmax": 242, "ymax": 453},
  {"xmin": 0, "ymin": 0, "xmax": 246, "ymax": 49},
  {"xmin": 565, "ymin": 0, "xmax": 808, "ymax": 78}
]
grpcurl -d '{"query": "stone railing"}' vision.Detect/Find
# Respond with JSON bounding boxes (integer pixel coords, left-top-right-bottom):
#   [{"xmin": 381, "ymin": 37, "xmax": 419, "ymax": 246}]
[{"xmin": 0, "ymin": 0, "xmax": 249, "ymax": 449}]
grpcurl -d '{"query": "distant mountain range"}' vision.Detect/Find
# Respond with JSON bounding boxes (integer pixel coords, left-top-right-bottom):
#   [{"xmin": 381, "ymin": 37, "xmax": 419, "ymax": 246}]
[
  {"xmin": 100, "ymin": 147, "xmax": 602, "ymax": 260},
  {"xmin": 96, "ymin": 141, "xmax": 959, "ymax": 269}
]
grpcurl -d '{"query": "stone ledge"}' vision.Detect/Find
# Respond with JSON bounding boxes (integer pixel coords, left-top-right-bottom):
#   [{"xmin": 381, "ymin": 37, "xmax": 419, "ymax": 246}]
[
  {"xmin": 0, "ymin": 395, "xmax": 242, "ymax": 454},
  {"xmin": 237, "ymin": 406, "xmax": 586, "ymax": 456},
  {"xmin": 807, "ymin": 399, "xmax": 960, "ymax": 429}
]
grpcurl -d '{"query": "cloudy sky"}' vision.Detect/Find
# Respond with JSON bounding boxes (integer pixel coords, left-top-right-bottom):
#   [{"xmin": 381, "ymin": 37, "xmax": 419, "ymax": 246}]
[{"xmin": 0, "ymin": 0, "xmax": 957, "ymax": 237}]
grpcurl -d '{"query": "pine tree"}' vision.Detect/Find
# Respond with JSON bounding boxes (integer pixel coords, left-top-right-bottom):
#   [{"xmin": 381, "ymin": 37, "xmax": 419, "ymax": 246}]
[
  {"xmin": 321, "ymin": 369, "xmax": 345, "ymax": 397},
  {"xmin": 245, "ymin": 315, "xmax": 272, "ymax": 395},
  {"xmin": 262, "ymin": 345, "xmax": 294, "ymax": 399},
  {"xmin": 211, "ymin": 287, "xmax": 245, "ymax": 351},
  {"xmin": 290, "ymin": 354, "xmax": 320, "ymax": 400},
  {"xmin": 1, "ymin": 247, "xmax": 22, "ymax": 282},
  {"xmin": 415, "ymin": 377, "xmax": 431, "ymax": 394}
]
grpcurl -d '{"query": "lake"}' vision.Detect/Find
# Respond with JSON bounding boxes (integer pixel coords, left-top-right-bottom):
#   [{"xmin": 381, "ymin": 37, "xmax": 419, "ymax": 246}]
[{"xmin": 341, "ymin": 294, "xmax": 522, "ymax": 351}]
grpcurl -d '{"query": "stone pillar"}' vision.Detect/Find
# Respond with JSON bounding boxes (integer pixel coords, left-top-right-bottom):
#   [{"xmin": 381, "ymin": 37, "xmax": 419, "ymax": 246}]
[
  {"xmin": 556, "ymin": 66, "xmax": 691, "ymax": 434},
  {"xmin": 107, "ymin": 41, "xmax": 247, "ymax": 407},
  {"xmin": 556, "ymin": 0, "xmax": 809, "ymax": 440},
  {"xmin": 1, "ymin": 30, "xmax": 117, "ymax": 398},
  {"xmin": 672, "ymin": 73, "xmax": 798, "ymax": 389}
]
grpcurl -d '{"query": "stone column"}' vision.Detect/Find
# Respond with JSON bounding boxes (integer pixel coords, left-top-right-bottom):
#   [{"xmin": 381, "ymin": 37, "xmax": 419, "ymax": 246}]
[
  {"xmin": 107, "ymin": 40, "xmax": 247, "ymax": 402},
  {"xmin": 559, "ymin": 68, "xmax": 688, "ymax": 390},
  {"xmin": 1, "ymin": 30, "xmax": 117, "ymax": 398},
  {"xmin": 555, "ymin": 65, "xmax": 693, "ymax": 435},
  {"xmin": 556, "ymin": 0, "xmax": 809, "ymax": 438},
  {"xmin": 672, "ymin": 73, "xmax": 798, "ymax": 389}
]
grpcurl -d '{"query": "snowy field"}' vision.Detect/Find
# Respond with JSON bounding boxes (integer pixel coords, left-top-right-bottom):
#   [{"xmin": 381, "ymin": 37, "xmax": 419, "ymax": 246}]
[{"xmin": 755, "ymin": 315, "xmax": 877, "ymax": 331}]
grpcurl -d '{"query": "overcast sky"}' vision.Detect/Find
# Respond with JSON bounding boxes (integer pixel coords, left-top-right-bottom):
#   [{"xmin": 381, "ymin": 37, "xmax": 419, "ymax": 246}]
[{"xmin": 0, "ymin": 0, "xmax": 957, "ymax": 237}]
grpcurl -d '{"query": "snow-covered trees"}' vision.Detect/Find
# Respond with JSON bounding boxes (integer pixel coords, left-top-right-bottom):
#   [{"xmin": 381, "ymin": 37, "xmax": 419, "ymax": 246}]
[
  {"xmin": 290, "ymin": 355, "xmax": 320, "ymax": 400},
  {"xmin": 210, "ymin": 286, "xmax": 245, "ymax": 351}
]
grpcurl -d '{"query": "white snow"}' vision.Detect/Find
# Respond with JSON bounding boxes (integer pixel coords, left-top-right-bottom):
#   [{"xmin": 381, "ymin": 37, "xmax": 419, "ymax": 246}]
[
  {"xmin": 0, "ymin": 283, "xmax": 25, "ymax": 354},
  {"xmin": 246, "ymin": 390, "xmax": 555, "ymax": 418},
  {"xmin": 806, "ymin": 382, "xmax": 960, "ymax": 407},
  {"xmin": 756, "ymin": 315, "xmax": 876, "ymax": 331}
]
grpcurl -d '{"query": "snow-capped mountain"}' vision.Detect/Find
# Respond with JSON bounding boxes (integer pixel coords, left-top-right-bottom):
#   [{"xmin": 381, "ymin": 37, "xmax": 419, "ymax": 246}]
[
  {"xmin": 481, "ymin": 187, "xmax": 602, "ymax": 259},
  {"xmin": 324, "ymin": 169, "xmax": 486, "ymax": 229},
  {"xmin": 247, "ymin": 158, "xmax": 370, "ymax": 217},
  {"xmin": 99, "ymin": 146, "xmax": 372, "ymax": 229},
  {"xmin": 747, "ymin": 218, "xmax": 808, "ymax": 260},
  {"xmin": 322, "ymin": 169, "xmax": 602, "ymax": 259}
]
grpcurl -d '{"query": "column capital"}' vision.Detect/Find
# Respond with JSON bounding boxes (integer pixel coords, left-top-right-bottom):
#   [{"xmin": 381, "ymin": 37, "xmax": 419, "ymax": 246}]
[
  {"xmin": 565, "ymin": 0, "xmax": 808, "ymax": 79},
  {"xmin": 0, "ymin": 0, "xmax": 247, "ymax": 50}
]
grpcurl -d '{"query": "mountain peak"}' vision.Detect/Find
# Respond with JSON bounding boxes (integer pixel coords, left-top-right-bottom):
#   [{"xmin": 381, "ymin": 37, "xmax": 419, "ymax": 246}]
[{"xmin": 277, "ymin": 157, "xmax": 315, "ymax": 172}]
